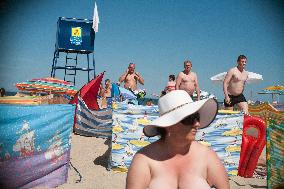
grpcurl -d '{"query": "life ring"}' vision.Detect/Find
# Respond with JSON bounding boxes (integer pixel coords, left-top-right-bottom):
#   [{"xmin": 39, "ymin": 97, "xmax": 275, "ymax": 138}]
[{"xmin": 238, "ymin": 114, "xmax": 266, "ymax": 177}]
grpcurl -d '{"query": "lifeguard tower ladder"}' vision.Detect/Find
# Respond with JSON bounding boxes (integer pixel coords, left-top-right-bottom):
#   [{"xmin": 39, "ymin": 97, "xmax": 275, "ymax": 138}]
[{"xmin": 50, "ymin": 17, "xmax": 96, "ymax": 85}]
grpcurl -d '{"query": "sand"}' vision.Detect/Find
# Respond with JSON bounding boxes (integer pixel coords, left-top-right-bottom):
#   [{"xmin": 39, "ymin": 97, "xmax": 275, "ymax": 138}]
[{"xmin": 53, "ymin": 134, "xmax": 266, "ymax": 189}]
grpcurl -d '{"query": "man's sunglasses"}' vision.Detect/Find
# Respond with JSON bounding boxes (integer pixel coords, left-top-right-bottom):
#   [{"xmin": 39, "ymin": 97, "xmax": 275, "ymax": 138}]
[{"xmin": 181, "ymin": 112, "xmax": 200, "ymax": 125}]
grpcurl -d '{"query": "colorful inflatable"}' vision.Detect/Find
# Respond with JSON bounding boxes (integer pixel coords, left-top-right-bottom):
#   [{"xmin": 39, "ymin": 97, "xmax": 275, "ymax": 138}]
[{"xmin": 238, "ymin": 114, "xmax": 266, "ymax": 177}]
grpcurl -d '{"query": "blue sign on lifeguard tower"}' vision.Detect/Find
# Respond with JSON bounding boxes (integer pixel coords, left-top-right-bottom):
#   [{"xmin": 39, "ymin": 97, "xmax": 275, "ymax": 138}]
[{"xmin": 50, "ymin": 17, "xmax": 96, "ymax": 85}]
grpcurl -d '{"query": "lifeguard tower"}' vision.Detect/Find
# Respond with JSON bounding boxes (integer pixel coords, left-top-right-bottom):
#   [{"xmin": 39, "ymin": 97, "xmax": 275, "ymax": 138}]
[{"xmin": 50, "ymin": 17, "xmax": 96, "ymax": 85}]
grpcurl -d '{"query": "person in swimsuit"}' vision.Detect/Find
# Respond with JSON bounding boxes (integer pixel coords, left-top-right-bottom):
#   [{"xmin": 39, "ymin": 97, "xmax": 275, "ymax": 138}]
[
  {"xmin": 164, "ymin": 74, "xmax": 176, "ymax": 93},
  {"xmin": 99, "ymin": 79, "xmax": 112, "ymax": 108},
  {"xmin": 99, "ymin": 79, "xmax": 112, "ymax": 98},
  {"xmin": 126, "ymin": 90, "xmax": 229, "ymax": 189},
  {"xmin": 176, "ymin": 60, "xmax": 200, "ymax": 101},
  {"xmin": 223, "ymin": 55, "xmax": 249, "ymax": 114},
  {"xmin": 118, "ymin": 63, "xmax": 144, "ymax": 91}
]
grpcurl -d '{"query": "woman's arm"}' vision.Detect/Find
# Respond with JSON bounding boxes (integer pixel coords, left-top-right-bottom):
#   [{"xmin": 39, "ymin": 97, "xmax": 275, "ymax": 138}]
[
  {"xmin": 206, "ymin": 149, "xmax": 230, "ymax": 189},
  {"xmin": 126, "ymin": 153, "xmax": 151, "ymax": 189}
]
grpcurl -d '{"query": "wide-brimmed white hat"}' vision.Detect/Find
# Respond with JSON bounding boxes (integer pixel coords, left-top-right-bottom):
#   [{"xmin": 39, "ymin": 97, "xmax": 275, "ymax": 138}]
[{"xmin": 143, "ymin": 90, "xmax": 218, "ymax": 137}]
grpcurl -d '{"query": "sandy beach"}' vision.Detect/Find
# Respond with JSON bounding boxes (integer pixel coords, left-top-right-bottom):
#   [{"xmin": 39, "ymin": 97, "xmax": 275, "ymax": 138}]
[
  {"xmin": 51, "ymin": 134, "xmax": 267, "ymax": 189},
  {"xmin": 55, "ymin": 134, "xmax": 125, "ymax": 189}
]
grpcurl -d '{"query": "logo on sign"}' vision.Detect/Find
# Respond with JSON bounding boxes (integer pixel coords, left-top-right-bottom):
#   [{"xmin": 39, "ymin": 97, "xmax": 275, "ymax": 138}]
[{"xmin": 70, "ymin": 27, "xmax": 82, "ymax": 45}]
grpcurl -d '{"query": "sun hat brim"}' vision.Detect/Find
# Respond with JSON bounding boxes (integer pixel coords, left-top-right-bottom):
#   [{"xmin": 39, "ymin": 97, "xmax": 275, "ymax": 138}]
[{"xmin": 143, "ymin": 98, "xmax": 218, "ymax": 137}]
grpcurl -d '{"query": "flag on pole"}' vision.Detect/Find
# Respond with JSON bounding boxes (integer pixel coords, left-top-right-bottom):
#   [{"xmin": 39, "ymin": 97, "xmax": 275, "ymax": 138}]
[{"xmin": 92, "ymin": 2, "xmax": 100, "ymax": 33}]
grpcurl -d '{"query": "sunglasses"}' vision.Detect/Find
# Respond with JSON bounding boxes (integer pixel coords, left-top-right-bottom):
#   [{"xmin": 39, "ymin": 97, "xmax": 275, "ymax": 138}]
[{"xmin": 181, "ymin": 112, "xmax": 200, "ymax": 125}]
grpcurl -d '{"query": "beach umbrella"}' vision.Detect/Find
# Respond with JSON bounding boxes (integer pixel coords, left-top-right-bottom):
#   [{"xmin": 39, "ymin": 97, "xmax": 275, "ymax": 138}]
[
  {"xmin": 258, "ymin": 85, "xmax": 284, "ymax": 102},
  {"xmin": 15, "ymin": 77, "xmax": 78, "ymax": 96},
  {"xmin": 264, "ymin": 85, "xmax": 284, "ymax": 91},
  {"xmin": 210, "ymin": 71, "xmax": 263, "ymax": 84}
]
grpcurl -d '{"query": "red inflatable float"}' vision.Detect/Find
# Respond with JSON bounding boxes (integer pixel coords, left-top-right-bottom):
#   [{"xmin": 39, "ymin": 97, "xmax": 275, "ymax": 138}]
[{"xmin": 238, "ymin": 114, "xmax": 266, "ymax": 177}]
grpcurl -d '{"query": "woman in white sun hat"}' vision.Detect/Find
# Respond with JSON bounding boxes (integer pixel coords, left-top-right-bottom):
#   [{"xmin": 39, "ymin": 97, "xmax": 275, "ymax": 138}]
[{"xmin": 126, "ymin": 90, "xmax": 229, "ymax": 189}]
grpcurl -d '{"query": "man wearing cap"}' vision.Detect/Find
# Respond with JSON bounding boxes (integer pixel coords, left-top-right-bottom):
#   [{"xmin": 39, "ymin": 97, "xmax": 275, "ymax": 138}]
[
  {"xmin": 126, "ymin": 90, "xmax": 229, "ymax": 189},
  {"xmin": 176, "ymin": 60, "xmax": 201, "ymax": 101}
]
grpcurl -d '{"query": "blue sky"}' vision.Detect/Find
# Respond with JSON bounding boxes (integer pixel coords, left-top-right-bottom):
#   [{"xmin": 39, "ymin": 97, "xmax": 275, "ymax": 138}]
[{"xmin": 0, "ymin": 0, "xmax": 283, "ymax": 102}]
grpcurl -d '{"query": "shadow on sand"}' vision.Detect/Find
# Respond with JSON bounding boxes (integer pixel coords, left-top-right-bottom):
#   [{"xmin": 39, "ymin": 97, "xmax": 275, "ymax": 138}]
[{"xmin": 93, "ymin": 138, "xmax": 112, "ymax": 169}]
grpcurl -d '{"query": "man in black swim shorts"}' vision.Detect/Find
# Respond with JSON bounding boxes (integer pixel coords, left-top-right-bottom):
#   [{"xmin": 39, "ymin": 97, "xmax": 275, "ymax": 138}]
[
  {"xmin": 224, "ymin": 93, "xmax": 247, "ymax": 108},
  {"xmin": 223, "ymin": 55, "xmax": 249, "ymax": 114}
]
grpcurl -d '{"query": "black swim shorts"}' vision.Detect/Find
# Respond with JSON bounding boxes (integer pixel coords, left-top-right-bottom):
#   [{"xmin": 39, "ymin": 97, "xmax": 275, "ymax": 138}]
[{"xmin": 224, "ymin": 94, "xmax": 247, "ymax": 107}]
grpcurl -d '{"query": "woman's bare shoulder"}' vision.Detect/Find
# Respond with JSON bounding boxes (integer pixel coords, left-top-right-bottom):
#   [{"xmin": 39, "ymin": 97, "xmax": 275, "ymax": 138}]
[
  {"xmin": 136, "ymin": 140, "xmax": 165, "ymax": 160},
  {"xmin": 192, "ymin": 141, "xmax": 212, "ymax": 154}
]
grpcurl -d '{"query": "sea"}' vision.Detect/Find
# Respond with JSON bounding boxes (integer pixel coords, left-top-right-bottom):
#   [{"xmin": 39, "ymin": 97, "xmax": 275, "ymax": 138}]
[
  {"xmin": 4, "ymin": 91, "xmax": 225, "ymax": 108},
  {"xmin": 138, "ymin": 97, "xmax": 224, "ymax": 108},
  {"xmin": 5, "ymin": 91, "xmax": 17, "ymax": 96}
]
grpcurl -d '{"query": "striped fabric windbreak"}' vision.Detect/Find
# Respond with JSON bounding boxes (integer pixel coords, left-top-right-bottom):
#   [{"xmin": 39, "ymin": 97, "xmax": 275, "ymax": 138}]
[
  {"xmin": 267, "ymin": 117, "xmax": 284, "ymax": 188},
  {"xmin": 74, "ymin": 97, "xmax": 112, "ymax": 138}
]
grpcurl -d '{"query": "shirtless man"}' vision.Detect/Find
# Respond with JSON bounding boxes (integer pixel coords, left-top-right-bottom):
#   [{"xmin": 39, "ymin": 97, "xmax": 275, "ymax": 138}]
[
  {"xmin": 118, "ymin": 63, "xmax": 144, "ymax": 91},
  {"xmin": 223, "ymin": 55, "xmax": 249, "ymax": 114},
  {"xmin": 176, "ymin": 60, "xmax": 200, "ymax": 100}
]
